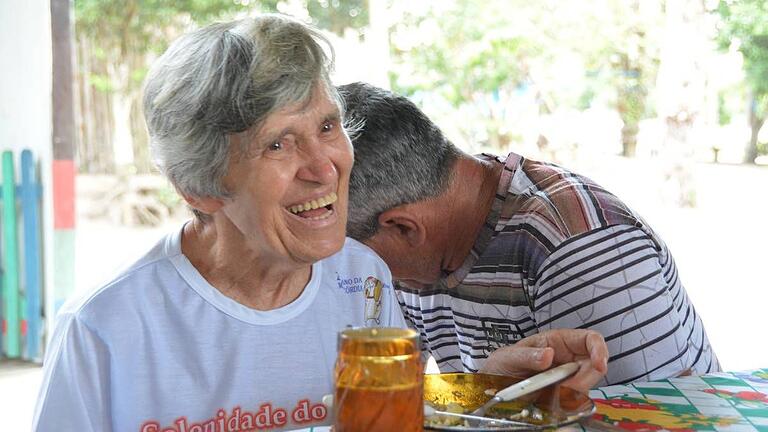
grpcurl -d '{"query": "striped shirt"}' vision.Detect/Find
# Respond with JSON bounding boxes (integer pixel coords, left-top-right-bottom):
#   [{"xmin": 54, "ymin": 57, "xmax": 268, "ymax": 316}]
[{"xmin": 395, "ymin": 152, "xmax": 719, "ymax": 385}]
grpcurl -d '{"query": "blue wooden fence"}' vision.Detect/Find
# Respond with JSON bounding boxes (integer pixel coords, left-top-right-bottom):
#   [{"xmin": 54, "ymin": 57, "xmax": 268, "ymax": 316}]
[{"xmin": 0, "ymin": 149, "xmax": 44, "ymax": 361}]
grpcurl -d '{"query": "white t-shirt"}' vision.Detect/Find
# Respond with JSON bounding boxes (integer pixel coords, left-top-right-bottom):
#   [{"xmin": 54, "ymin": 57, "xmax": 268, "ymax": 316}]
[{"xmin": 33, "ymin": 226, "xmax": 406, "ymax": 432}]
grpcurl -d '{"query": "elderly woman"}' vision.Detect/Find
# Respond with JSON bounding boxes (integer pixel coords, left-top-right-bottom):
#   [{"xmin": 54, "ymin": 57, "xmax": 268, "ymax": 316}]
[
  {"xmin": 34, "ymin": 15, "xmax": 405, "ymax": 432},
  {"xmin": 34, "ymin": 14, "xmax": 608, "ymax": 432}
]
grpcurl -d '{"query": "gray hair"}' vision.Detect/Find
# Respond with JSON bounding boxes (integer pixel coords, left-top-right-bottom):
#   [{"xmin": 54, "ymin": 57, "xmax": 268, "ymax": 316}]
[
  {"xmin": 143, "ymin": 14, "xmax": 337, "ymax": 219},
  {"xmin": 339, "ymin": 82, "xmax": 460, "ymax": 240}
]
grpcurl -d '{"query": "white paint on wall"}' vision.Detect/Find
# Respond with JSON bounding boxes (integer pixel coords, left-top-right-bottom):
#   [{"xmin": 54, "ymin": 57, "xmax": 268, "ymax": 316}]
[{"xmin": 0, "ymin": 0, "xmax": 56, "ymax": 356}]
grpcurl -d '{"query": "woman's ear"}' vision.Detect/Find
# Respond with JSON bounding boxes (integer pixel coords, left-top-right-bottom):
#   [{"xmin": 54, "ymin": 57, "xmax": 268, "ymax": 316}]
[{"xmin": 182, "ymin": 194, "xmax": 225, "ymax": 215}]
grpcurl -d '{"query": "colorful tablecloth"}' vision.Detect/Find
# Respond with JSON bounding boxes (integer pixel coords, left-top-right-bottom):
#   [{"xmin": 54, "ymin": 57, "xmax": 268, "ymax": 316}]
[
  {"xmin": 295, "ymin": 370, "xmax": 768, "ymax": 431},
  {"xmin": 577, "ymin": 369, "xmax": 768, "ymax": 431}
]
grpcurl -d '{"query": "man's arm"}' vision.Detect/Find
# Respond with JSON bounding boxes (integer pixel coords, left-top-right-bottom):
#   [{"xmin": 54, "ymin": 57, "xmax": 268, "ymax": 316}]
[
  {"xmin": 530, "ymin": 225, "xmax": 718, "ymax": 385},
  {"xmin": 33, "ymin": 312, "xmax": 112, "ymax": 431}
]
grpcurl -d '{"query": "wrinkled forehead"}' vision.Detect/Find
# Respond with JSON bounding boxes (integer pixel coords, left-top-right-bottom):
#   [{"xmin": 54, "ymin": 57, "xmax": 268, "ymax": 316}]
[
  {"xmin": 272, "ymin": 83, "xmax": 341, "ymax": 120},
  {"xmin": 235, "ymin": 83, "xmax": 342, "ymax": 148}
]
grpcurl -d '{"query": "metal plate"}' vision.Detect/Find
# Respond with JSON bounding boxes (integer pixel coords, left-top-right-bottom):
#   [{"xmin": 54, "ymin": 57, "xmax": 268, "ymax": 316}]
[{"xmin": 424, "ymin": 373, "xmax": 595, "ymax": 431}]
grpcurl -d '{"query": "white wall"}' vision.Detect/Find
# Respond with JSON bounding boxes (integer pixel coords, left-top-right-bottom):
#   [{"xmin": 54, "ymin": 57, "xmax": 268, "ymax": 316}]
[
  {"xmin": 0, "ymin": 0, "xmax": 55, "ymax": 351},
  {"xmin": 0, "ymin": 2, "xmax": 53, "ymax": 156}
]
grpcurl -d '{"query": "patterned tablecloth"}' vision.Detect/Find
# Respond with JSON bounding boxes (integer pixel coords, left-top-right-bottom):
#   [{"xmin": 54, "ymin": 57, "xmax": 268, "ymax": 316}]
[
  {"xmin": 298, "ymin": 369, "xmax": 768, "ymax": 431},
  {"xmin": 574, "ymin": 369, "xmax": 768, "ymax": 431}
]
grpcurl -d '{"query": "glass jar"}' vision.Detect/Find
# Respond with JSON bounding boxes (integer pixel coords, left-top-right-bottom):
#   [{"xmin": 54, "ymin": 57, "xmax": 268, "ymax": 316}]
[{"xmin": 333, "ymin": 327, "xmax": 423, "ymax": 432}]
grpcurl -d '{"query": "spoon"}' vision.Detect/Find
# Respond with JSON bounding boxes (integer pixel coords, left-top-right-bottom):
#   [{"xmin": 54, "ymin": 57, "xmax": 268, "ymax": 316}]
[
  {"xmin": 471, "ymin": 361, "xmax": 580, "ymax": 418},
  {"xmin": 423, "ymin": 404, "xmax": 532, "ymax": 427}
]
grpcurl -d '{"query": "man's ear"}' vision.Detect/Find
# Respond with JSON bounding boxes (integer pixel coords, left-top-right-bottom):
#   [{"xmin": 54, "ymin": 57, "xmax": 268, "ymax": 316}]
[
  {"xmin": 376, "ymin": 206, "xmax": 427, "ymax": 248},
  {"xmin": 182, "ymin": 194, "xmax": 225, "ymax": 215}
]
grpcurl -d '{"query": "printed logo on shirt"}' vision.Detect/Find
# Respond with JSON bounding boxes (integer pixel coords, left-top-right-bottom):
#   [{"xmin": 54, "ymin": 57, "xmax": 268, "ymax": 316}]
[
  {"xmin": 364, "ymin": 276, "xmax": 384, "ymax": 324},
  {"xmin": 139, "ymin": 399, "xmax": 328, "ymax": 432},
  {"xmin": 481, "ymin": 320, "xmax": 524, "ymax": 355},
  {"xmin": 336, "ymin": 273, "xmax": 364, "ymax": 293}
]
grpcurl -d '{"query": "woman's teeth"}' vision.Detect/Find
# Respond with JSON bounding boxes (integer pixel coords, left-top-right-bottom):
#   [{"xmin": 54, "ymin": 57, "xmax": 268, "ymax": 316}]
[{"xmin": 288, "ymin": 192, "xmax": 338, "ymax": 215}]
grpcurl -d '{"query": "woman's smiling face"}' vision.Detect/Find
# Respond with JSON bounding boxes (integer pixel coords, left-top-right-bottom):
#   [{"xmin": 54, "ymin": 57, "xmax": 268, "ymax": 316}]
[{"xmin": 217, "ymin": 85, "xmax": 354, "ymax": 265}]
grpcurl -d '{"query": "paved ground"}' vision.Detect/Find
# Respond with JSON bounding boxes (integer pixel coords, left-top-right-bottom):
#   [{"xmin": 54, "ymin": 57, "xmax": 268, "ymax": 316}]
[
  {"xmin": 2, "ymin": 158, "xmax": 767, "ymax": 429},
  {"xmin": 0, "ymin": 361, "xmax": 43, "ymax": 427}
]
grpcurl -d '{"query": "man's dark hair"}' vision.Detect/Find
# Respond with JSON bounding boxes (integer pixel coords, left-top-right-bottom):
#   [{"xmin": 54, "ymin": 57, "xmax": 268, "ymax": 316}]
[{"xmin": 340, "ymin": 82, "xmax": 460, "ymax": 240}]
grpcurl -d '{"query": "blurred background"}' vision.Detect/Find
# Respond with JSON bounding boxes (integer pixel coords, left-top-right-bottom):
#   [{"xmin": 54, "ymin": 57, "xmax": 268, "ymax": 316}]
[{"xmin": 1, "ymin": 0, "xmax": 767, "ymax": 427}]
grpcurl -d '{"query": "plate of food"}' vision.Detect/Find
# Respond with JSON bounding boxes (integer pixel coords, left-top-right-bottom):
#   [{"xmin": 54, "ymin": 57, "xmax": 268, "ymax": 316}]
[{"xmin": 423, "ymin": 373, "xmax": 595, "ymax": 431}]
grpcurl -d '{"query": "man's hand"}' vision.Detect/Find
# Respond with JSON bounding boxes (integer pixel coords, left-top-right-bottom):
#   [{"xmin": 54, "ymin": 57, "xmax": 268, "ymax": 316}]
[{"xmin": 479, "ymin": 329, "xmax": 609, "ymax": 393}]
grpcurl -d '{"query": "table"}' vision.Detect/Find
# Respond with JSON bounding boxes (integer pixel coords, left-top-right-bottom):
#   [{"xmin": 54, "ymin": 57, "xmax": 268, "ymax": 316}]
[
  {"xmin": 574, "ymin": 369, "xmax": 768, "ymax": 431},
  {"xmin": 297, "ymin": 369, "xmax": 768, "ymax": 431}
]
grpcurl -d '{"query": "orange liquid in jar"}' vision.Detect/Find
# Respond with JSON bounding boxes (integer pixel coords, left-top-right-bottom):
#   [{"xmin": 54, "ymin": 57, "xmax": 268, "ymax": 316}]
[
  {"xmin": 334, "ymin": 383, "xmax": 423, "ymax": 432},
  {"xmin": 334, "ymin": 328, "xmax": 423, "ymax": 432}
]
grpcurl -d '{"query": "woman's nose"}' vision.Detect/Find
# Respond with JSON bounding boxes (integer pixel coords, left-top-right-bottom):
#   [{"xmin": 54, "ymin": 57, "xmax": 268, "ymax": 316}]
[{"xmin": 297, "ymin": 150, "xmax": 337, "ymax": 184}]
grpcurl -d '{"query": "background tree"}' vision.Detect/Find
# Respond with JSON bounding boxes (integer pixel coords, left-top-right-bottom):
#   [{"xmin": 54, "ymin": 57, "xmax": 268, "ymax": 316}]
[
  {"xmin": 74, "ymin": 0, "xmax": 274, "ymax": 173},
  {"xmin": 716, "ymin": 0, "xmax": 768, "ymax": 164},
  {"xmin": 609, "ymin": 9, "xmax": 661, "ymax": 158},
  {"xmin": 387, "ymin": 0, "xmax": 663, "ymax": 157},
  {"xmin": 74, "ymin": 0, "xmax": 761, "ymax": 172},
  {"xmin": 306, "ymin": 0, "xmax": 368, "ymax": 35},
  {"xmin": 74, "ymin": 0, "xmax": 372, "ymax": 174},
  {"xmin": 389, "ymin": 0, "xmax": 533, "ymax": 149}
]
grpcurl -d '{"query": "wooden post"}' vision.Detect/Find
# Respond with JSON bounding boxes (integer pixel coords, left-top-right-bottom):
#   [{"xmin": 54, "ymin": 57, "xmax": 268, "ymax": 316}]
[
  {"xmin": 2, "ymin": 151, "xmax": 21, "ymax": 358},
  {"xmin": 21, "ymin": 150, "xmax": 43, "ymax": 360},
  {"xmin": 50, "ymin": 0, "xmax": 76, "ymax": 323}
]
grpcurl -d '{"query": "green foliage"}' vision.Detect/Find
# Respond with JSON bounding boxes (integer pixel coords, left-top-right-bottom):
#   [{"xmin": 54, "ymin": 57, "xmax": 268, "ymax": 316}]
[
  {"xmin": 306, "ymin": 0, "xmax": 368, "ymax": 35},
  {"xmin": 717, "ymin": 87, "xmax": 745, "ymax": 127},
  {"xmin": 75, "ymin": 0, "xmax": 247, "ymax": 52},
  {"xmin": 718, "ymin": 92, "xmax": 732, "ymax": 125},
  {"xmin": 716, "ymin": 0, "xmax": 768, "ymax": 117},
  {"xmin": 74, "ymin": 0, "xmax": 273, "ymax": 92},
  {"xmin": 388, "ymin": 0, "xmax": 663, "ymax": 152},
  {"xmin": 130, "ymin": 67, "xmax": 148, "ymax": 85},
  {"xmin": 88, "ymin": 73, "xmax": 114, "ymax": 93},
  {"xmin": 155, "ymin": 182, "xmax": 185, "ymax": 209},
  {"xmin": 391, "ymin": 1, "xmax": 532, "ymax": 105}
]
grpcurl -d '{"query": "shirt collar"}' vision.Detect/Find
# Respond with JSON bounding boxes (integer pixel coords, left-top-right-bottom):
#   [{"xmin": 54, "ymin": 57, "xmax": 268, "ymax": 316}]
[{"xmin": 441, "ymin": 152, "xmax": 524, "ymax": 289}]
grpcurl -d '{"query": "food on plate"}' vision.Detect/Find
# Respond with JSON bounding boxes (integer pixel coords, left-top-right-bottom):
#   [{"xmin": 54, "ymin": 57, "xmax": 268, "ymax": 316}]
[{"xmin": 423, "ymin": 373, "xmax": 594, "ymax": 430}]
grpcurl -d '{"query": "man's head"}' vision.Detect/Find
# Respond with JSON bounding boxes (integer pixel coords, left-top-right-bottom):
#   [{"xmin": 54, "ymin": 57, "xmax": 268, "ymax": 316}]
[
  {"xmin": 340, "ymin": 82, "xmax": 461, "ymax": 239},
  {"xmin": 339, "ymin": 82, "xmax": 462, "ymax": 287}
]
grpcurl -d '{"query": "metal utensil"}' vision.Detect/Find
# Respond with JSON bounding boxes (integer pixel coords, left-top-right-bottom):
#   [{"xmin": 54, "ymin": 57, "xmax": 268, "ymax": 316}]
[
  {"xmin": 424, "ymin": 404, "xmax": 531, "ymax": 428},
  {"xmin": 471, "ymin": 361, "xmax": 580, "ymax": 418}
]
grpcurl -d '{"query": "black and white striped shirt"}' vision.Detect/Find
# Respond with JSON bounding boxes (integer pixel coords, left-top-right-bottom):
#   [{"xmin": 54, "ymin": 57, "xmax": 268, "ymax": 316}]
[{"xmin": 396, "ymin": 152, "xmax": 719, "ymax": 385}]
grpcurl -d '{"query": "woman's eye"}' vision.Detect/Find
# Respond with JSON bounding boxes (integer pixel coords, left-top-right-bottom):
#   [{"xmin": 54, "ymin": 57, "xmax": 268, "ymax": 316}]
[
  {"xmin": 321, "ymin": 121, "xmax": 334, "ymax": 133},
  {"xmin": 268, "ymin": 141, "xmax": 283, "ymax": 151}
]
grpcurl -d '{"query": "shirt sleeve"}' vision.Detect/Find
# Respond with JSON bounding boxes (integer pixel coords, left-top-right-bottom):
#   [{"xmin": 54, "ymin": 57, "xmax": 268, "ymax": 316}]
[
  {"xmin": 33, "ymin": 312, "xmax": 113, "ymax": 432},
  {"xmin": 381, "ymin": 274, "xmax": 408, "ymax": 329},
  {"xmin": 530, "ymin": 225, "xmax": 717, "ymax": 385}
]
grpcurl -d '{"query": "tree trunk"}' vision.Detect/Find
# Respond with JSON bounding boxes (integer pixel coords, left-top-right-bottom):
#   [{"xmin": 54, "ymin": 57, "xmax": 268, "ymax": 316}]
[
  {"xmin": 130, "ymin": 92, "xmax": 151, "ymax": 173},
  {"xmin": 75, "ymin": 34, "xmax": 115, "ymax": 173},
  {"xmin": 128, "ymin": 51, "xmax": 152, "ymax": 173},
  {"xmin": 621, "ymin": 122, "xmax": 638, "ymax": 157},
  {"xmin": 108, "ymin": 61, "xmax": 135, "ymax": 170},
  {"xmin": 111, "ymin": 89, "xmax": 134, "ymax": 169},
  {"xmin": 745, "ymin": 95, "xmax": 764, "ymax": 164}
]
